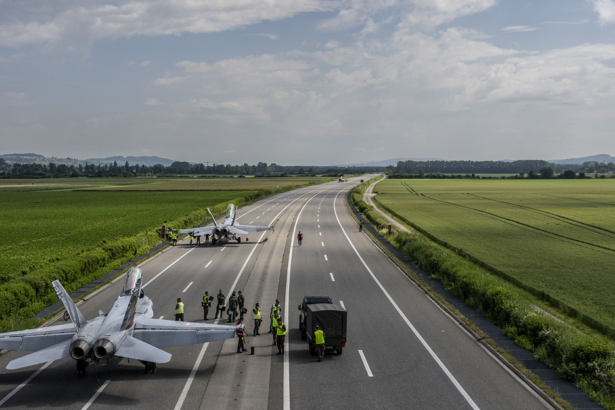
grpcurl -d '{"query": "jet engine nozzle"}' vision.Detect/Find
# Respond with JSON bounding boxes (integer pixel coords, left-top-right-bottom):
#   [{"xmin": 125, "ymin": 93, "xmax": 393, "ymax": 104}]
[
  {"xmin": 70, "ymin": 340, "xmax": 92, "ymax": 360},
  {"xmin": 92, "ymin": 338, "xmax": 116, "ymax": 360},
  {"xmin": 221, "ymin": 227, "xmax": 229, "ymax": 236}
]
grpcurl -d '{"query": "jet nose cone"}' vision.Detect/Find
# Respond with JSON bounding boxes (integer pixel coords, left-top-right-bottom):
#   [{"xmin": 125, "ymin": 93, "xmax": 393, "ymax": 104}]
[
  {"xmin": 92, "ymin": 339, "xmax": 116, "ymax": 360},
  {"xmin": 70, "ymin": 340, "xmax": 92, "ymax": 360}
]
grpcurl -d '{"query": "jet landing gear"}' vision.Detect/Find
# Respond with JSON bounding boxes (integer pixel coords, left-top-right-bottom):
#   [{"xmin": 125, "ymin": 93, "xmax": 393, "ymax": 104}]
[
  {"xmin": 237, "ymin": 237, "xmax": 241, "ymax": 244},
  {"xmin": 142, "ymin": 361, "xmax": 156, "ymax": 374},
  {"xmin": 77, "ymin": 359, "xmax": 88, "ymax": 375}
]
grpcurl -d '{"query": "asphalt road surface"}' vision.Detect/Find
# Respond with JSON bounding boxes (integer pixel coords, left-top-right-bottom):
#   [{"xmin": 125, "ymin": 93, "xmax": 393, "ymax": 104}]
[{"xmin": 0, "ymin": 176, "xmax": 555, "ymax": 410}]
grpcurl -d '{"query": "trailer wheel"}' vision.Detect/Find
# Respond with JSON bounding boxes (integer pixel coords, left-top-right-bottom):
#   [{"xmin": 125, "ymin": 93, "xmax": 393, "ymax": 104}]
[{"xmin": 336, "ymin": 347, "xmax": 343, "ymax": 355}]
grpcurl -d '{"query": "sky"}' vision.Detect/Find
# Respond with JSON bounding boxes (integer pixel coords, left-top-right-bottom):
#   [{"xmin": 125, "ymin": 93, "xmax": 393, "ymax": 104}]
[{"xmin": 1, "ymin": 0, "xmax": 615, "ymax": 165}]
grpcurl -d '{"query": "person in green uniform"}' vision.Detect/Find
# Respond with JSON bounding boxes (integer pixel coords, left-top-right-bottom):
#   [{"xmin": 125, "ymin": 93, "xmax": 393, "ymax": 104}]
[
  {"xmin": 202, "ymin": 291, "xmax": 211, "ymax": 320},
  {"xmin": 314, "ymin": 325, "xmax": 325, "ymax": 362},
  {"xmin": 276, "ymin": 319, "xmax": 286, "ymax": 355},
  {"xmin": 359, "ymin": 220, "xmax": 364, "ymax": 232}
]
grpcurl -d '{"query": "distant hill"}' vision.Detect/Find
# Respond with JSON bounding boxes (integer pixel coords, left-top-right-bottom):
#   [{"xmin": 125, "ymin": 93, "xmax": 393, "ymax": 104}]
[
  {"xmin": 551, "ymin": 154, "xmax": 615, "ymax": 165},
  {"xmin": 339, "ymin": 158, "xmax": 442, "ymax": 167},
  {"xmin": 83, "ymin": 156, "xmax": 174, "ymax": 166}
]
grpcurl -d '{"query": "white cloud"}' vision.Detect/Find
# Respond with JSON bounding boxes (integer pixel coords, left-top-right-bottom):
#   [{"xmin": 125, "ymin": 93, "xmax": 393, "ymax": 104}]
[
  {"xmin": 140, "ymin": 60, "xmax": 151, "ymax": 67},
  {"xmin": 0, "ymin": 0, "xmax": 333, "ymax": 51},
  {"xmin": 501, "ymin": 25, "xmax": 537, "ymax": 32},
  {"xmin": 127, "ymin": 61, "xmax": 136, "ymax": 66},
  {"xmin": 398, "ymin": 0, "xmax": 496, "ymax": 29},
  {"xmin": 249, "ymin": 33, "xmax": 278, "ymax": 40},
  {"xmin": 154, "ymin": 76, "xmax": 186, "ymax": 85},
  {"xmin": 590, "ymin": 0, "xmax": 615, "ymax": 24},
  {"xmin": 541, "ymin": 19, "xmax": 590, "ymax": 25},
  {"xmin": 144, "ymin": 98, "xmax": 162, "ymax": 105}
]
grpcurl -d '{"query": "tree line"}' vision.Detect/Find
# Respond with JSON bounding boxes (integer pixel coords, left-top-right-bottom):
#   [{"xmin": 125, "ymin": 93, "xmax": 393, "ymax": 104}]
[{"xmin": 1, "ymin": 159, "xmax": 385, "ymax": 178}]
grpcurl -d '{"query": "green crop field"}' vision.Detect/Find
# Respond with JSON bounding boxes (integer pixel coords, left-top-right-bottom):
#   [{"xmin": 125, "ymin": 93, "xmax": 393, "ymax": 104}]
[
  {"xmin": 374, "ymin": 178, "xmax": 615, "ymax": 331},
  {"xmin": 0, "ymin": 189, "xmax": 255, "ymax": 283}
]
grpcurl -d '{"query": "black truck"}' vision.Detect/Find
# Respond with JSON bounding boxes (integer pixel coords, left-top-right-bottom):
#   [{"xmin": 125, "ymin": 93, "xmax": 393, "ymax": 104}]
[{"xmin": 298, "ymin": 296, "xmax": 347, "ymax": 355}]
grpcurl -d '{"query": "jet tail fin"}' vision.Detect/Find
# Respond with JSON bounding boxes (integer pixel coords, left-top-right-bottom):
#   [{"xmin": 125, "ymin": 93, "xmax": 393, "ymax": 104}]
[
  {"xmin": 52, "ymin": 280, "xmax": 87, "ymax": 331},
  {"xmin": 207, "ymin": 208, "xmax": 218, "ymax": 227},
  {"xmin": 115, "ymin": 336, "xmax": 172, "ymax": 363}
]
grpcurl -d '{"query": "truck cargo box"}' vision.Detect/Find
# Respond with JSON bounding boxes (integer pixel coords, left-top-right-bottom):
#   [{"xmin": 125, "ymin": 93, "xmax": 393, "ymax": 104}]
[{"xmin": 306, "ymin": 304, "xmax": 347, "ymax": 354}]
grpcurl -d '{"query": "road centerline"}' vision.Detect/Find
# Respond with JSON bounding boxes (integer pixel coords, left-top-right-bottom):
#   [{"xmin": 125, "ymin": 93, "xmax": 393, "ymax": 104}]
[
  {"xmin": 358, "ymin": 350, "xmax": 373, "ymax": 377},
  {"xmin": 330, "ymin": 273, "xmax": 335, "ymax": 282},
  {"xmin": 205, "ymin": 260, "xmax": 212, "ymax": 268},
  {"xmin": 183, "ymin": 282, "xmax": 193, "ymax": 293},
  {"xmin": 82, "ymin": 380, "xmax": 111, "ymax": 410}
]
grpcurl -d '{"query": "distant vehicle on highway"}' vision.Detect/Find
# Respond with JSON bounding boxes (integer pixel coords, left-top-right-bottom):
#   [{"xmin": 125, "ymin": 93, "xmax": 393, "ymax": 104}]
[
  {"xmin": 298, "ymin": 296, "xmax": 347, "ymax": 355},
  {"xmin": 180, "ymin": 203, "xmax": 271, "ymax": 244},
  {"xmin": 0, "ymin": 267, "xmax": 236, "ymax": 374},
  {"xmin": 360, "ymin": 179, "xmax": 364, "ymax": 182},
  {"xmin": 338, "ymin": 178, "xmax": 348, "ymax": 182}
]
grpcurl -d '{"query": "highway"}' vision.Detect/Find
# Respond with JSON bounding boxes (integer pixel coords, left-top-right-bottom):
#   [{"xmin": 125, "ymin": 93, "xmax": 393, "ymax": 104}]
[{"xmin": 0, "ymin": 176, "xmax": 554, "ymax": 410}]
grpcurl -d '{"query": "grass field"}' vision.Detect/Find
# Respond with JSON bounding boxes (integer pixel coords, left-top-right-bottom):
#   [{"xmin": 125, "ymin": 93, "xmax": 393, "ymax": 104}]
[
  {"xmin": 374, "ymin": 179, "xmax": 615, "ymax": 331},
  {"xmin": 0, "ymin": 188, "xmax": 255, "ymax": 283}
]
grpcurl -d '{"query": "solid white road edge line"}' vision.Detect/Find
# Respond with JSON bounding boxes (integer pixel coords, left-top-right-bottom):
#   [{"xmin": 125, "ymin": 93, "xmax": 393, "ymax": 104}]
[
  {"xmin": 183, "ymin": 282, "xmax": 193, "ymax": 293},
  {"xmin": 330, "ymin": 273, "xmax": 335, "ymax": 282},
  {"xmin": 0, "ymin": 361, "xmax": 53, "ymax": 407},
  {"xmin": 175, "ymin": 186, "xmax": 325, "ymax": 410},
  {"xmin": 333, "ymin": 190, "xmax": 481, "ymax": 410},
  {"xmin": 285, "ymin": 189, "xmax": 324, "ymax": 410},
  {"xmin": 205, "ymin": 261, "xmax": 212, "ymax": 268},
  {"xmin": 81, "ymin": 380, "xmax": 111, "ymax": 410},
  {"xmin": 358, "ymin": 350, "xmax": 373, "ymax": 377}
]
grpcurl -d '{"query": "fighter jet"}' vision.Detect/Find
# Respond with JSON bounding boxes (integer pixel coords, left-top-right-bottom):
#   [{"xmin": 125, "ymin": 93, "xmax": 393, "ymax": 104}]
[
  {"xmin": 0, "ymin": 267, "xmax": 235, "ymax": 374},
  {"xmin": 181, "ymin": 203, "xmax": 271, "ymax": 244}
]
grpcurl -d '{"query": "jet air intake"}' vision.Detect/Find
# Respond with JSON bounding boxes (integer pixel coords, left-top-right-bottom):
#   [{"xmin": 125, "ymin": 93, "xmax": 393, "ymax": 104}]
[
  {"xmin": 92, "ymin": 338, "xmax": 116, "ymax": 360},
  {"xmin": 70, "ymin": 340, "xmax": 92, "ymax": 360}
]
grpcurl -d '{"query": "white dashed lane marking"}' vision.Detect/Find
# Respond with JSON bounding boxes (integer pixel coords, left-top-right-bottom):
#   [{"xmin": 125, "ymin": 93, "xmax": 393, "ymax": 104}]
[
  {"xmin": 340, "ymin": 301, "xmax": 345, "ymax": 310},
  {"xmin": 358, "ymin": 350, "xmax": 373, "ymax": 377},
  {"xmin": 159, "ymin": 316, "xmax": 164, "ymax": 319},
  {"xmin": 330, "ymin": 273, "xmax": 335, "ymax": 282},
  {"xmin": 221, "ymin": 247, "xmax": 226, "ymax": 252},
  {"xmin": 321, "ymin": 242, "xmax": 324, "ymax": 246},
  {"xmin": 82, "ymin": 380, "xmax": 111, "ymax": 410},
  {"xmin": 324, "ymin": 254, "xmax": 328, "ymax": 261},
  {"xmin": 183, "ymin": 282, "xmax": 193, "ymax": 292},
  {"xmin": 205, "ymin": 261, "xmax": 212, "ymax": 268}
]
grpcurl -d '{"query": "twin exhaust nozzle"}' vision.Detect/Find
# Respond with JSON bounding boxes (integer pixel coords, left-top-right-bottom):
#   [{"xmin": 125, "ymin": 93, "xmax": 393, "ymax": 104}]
[{"xmin": 70, "ymin": 338, "xmax": 116, "ymax": 361}]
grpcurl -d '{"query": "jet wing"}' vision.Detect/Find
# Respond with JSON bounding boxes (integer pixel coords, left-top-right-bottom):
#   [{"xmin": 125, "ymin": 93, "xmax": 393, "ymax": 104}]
[
  {"xmin": 134, "ymin": 318, "xmax": 235, "ymax": 349},
  {"xmin": 0, "ymin": 323, "xmax": 76, "ymax": 352},
  {"xmin": 233, "ymin": 224, "xmax": 272, "ymax": 233},
  {"xmin": 179, "ymin": 227, "xmax": 215, "ymax": 236},
  {"xmin": 6, "ymin": 339, "xmax": 72, "ymax": 370}
]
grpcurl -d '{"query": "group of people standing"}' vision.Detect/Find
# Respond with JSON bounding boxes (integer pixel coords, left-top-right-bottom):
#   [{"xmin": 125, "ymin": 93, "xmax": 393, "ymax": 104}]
[{"xmin": 193, "ymin": 290, "xmax": 286, "ymax": 355}]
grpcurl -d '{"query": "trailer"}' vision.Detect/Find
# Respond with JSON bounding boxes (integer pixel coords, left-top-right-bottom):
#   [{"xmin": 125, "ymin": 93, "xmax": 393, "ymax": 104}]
[{"xmin": 305, "ymin": 303, "xmax": 347, "ymax": 355}]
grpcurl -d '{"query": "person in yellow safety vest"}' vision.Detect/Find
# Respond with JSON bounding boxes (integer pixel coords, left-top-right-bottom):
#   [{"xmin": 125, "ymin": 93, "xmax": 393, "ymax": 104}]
[
  {"xmin": 190, "ymin": 232, "xmax": 194, "ymax": 245},
  {"xmin": 175, "ymin": 298, "xmax": 184, "ymax": 321},
  {"xmin": 269, "ymin": 299, "xmax": 282, "ymax": 334},
  {"xmin": 314, "ymin": 325, "xmax": 325, "ymax": 362},
  {"xmin": 275, "ymin": 319, "xmax": 286, "ymax": 355},
  {"xmin": 172, "ymin": 231, "xmax": 177, "ymax": 246},
  {"xmin": 271, "ymin": 311, "xmax": 279, "ymax": 346},
  {"xmin": 252, "ymin": 303, "xmax": 262, "ymax": 336},
  {"xmin": 202, "ymin": 291, "xmax": 211, "ymax": 320}
]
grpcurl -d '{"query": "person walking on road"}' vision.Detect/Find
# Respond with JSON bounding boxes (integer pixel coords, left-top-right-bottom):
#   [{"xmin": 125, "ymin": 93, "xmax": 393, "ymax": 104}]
[
  {"xmin": 269, "ymin": 300, "xmax": 282, "ymax": 334},
  {"xmin": 315, "ymin": 325, "xmax": 325, "ymax": 362},
  {"xmin": 190, "ymin": 232, "xmax": 194, "ymax": 245},
  {"xmin": 175, "ymin": 298, "xmax": 184, "ymax": 321},
  {"xmin": 172, "ymin": 231, "xmax": 177, "ymax": 246},
  {"xmin": 214, "ymin": 289, "xmax": 226, "ymax": 319},
  {"xmin": 276, "ymin": 319, "xmax": 286, "ymax": 355},
  {"xmin": 238, "ymin": 291, "xmax": 245, "ymax": 319},
  {"xmin": 297, "ymin": 231, "xmax": 303, "ymax": 246},
  {"xmin": 236, "ymin": 319, "xmax": 247, "ymax": 353},
  {"xmin": 252, "ymin": 303, "xmax": 262, "ymax": 336},
  {"xmin": 228, "ymin": 291, "xmax": 239, "ymax": 323},
  {"xmin": 359, "ymin": 220, "xmax": 364, "ymax": 232},
  {"xmin": 196, "ymin": 235, "xmax": 201, "ymax": 247},
  {"xmin": 202, "ymin": 291, "xmax": 211, "ymax": 320},
  {"xmin": 205, "ymin": 233, "xmax": 210, "ymax": 245}
]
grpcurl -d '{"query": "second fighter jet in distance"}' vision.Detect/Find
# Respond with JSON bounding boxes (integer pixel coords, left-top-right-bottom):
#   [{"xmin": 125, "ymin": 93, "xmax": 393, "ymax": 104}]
[{"xmin": 181, "ymin": 203, "xmax": 271, "ymax": 244}]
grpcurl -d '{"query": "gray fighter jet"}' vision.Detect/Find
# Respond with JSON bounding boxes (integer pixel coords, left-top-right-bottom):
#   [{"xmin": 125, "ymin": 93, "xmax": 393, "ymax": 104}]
[
  {"xmin": 181, "ymin": 203, "xmax": 271, "ymax": 244},
  {"xmin": 0, "ymin": 267, "xmax": 235, "ymax": 374}
]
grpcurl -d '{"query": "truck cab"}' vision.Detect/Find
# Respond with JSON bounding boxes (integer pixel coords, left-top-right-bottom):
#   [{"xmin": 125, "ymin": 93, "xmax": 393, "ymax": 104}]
[{"xmin": 298, "ymin": 296, "xmax": 333, "ymax": 339}]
